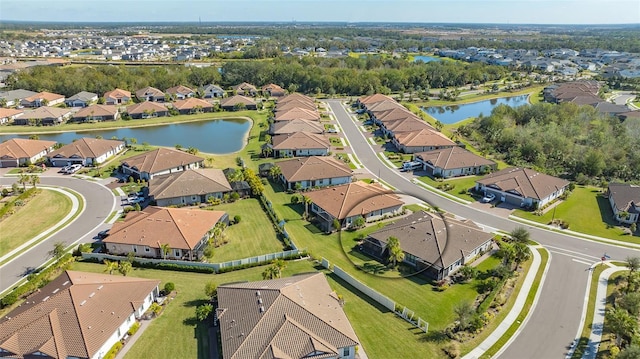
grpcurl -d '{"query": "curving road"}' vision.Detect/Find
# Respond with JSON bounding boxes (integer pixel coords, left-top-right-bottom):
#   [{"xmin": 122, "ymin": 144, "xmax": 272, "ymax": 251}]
[
  {"xmin": 325, "ymin": 99, "xmax": 640, "ymax": 358},
  {"xmin": 0, "ymin": 176, "xmax": 115, "ymax": 294}
]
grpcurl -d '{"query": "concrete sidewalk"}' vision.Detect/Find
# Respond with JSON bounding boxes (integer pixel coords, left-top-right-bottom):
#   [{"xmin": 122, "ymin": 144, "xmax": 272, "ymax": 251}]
[{"xmin": 462, "ymin": 245, "xmax": 547, "ymax": 359}]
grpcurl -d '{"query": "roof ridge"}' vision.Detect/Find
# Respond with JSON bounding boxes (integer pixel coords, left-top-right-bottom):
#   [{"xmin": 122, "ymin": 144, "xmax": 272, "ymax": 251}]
[{"xmin": 165, "ymin": 208, "xmax": 195, "ymax": 249}]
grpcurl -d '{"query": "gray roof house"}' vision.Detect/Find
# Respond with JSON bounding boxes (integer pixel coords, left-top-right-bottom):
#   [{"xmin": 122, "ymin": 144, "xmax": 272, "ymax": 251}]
[
  {"xmin": 608, "ymin": 183, "xmax": 640, "ymax": 224},
  {"xmin": 201, "ymin": 84, "xmax": 226, "ymax": 98},
  {"xmin": 65, "ymin": 91, "xmax": 98, "ymax": 107},
  {"xmin": 149, "ymin": 168, "xmax": 232, "ymax": 207}
]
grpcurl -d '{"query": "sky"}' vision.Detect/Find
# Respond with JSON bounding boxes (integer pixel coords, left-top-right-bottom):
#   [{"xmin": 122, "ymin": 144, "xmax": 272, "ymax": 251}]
[{"xmin": 0, "ymin": 0, "xmax": 639, "ymax": 24}]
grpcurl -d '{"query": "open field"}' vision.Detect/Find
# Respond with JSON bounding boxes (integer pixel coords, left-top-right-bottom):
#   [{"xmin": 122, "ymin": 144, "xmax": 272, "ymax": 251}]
[{"xmin": 0, "ymin": 189, "xmax": 72, "ymax": 257}]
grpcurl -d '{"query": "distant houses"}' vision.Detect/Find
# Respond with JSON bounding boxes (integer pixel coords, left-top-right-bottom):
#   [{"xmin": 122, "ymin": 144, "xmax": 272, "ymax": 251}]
[
  {"xmin": 70, "ymin": 104, "xmax": 120, "ymax": 122},
  {"xmin": 65, "ymin": 91, "xmax": 98, "ymax": 107},
  {"xmin": 20, "ymin": 91, "xmax": 65, "ymax": 108},
  {"xmin": 171, "ymin": 98, "xmax": 214, "ymax": 114},
  {"xmin": 103, "ymin": 88, "xmax": 131, "ymax": 105},
  {"xmin": 135, "ymin": 86, "xmax": 165, "ymax": 102},
  {"xmin": 220, "ymin": 95, "xmax": 257, "ymax": 111},
  {"xmin": 165, "ymin": 85, "xmax": 195, "ymax": 100},
  {"xmin": 14, "ymin": 107, "xmax": 72, "ymax": 126},
  {"xmin": 126, "ymin": 102, "xmax": 169, "ymax": 119},
  {"xmin": 201, "ymin": 84, "xmax": 225, "ymax": 98}
]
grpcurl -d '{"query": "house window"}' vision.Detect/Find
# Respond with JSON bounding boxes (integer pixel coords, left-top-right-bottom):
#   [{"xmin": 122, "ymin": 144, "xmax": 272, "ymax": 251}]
[
  {"xmin": 343, "ymin": 347, "xmax": 350, "ymax": 356},
  {"xmin": 145, "ymin": 246, "xmax": 150, "ymax": 252},
  {"xmin": 132, "ymin": 246, "xmax": 137, "ymax": 253},
  {"xmin": 175, "ymin": 249, "xmax": 181, "ymax": 257}
]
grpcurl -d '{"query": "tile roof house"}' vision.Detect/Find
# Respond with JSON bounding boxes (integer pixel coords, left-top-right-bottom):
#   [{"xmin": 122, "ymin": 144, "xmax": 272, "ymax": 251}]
[
  {"xmin": 201, "ymin": 84, "xmax": 226, "ymax": 98},
  {"xmin": 20, "ymin": 91, "xmax": 65, "ymax": 108},
  {"xmin": 104, "ymin": 206, "xmax": 227, "ymax": 260},
  {"xmin": 357, "ymin": 93, "xmax": 394, "ymax": 107},
  {"xmin": 392, "ymin": 128, "xmax": 456, "ymax": 154},
  {"xmin": 149, "ymin": 168, "xmax": 232, "ymax": 207},
  {"xmin": 47, "ymin": 138, "xmax": 125, "ymax": 167},
  {"xmin": 306, "ymin": 181, "xmax": 404, "ymax": 231},
  {"xmin": 103, "ymin": 88, "xmax": 131, "ymax": 105},
  {"xmin": 0, "ymin": 270, "xmax": 160, "ymax": 359},
  {"xmin": 65, "ymin": 91, "xmax": 98, "ymax": 107},
  {"xmin": 278, "ymin": 156, "xmax": 353, "ymax": 190},
  {"xmin": 232, "ymin": 82, "xmax": 258, "ymax": 96},
  {"xmin": 71, "ymin": 104, "xmax": 120, "ymax": 122},
  {"xmin": 269, "ymin": 118, "xmax": 325, "ymax": 135},
  {"xmin": 383, "ymin": 118, "xmax": 434, "ymax": 137},
  {"xmin": 0, "ymin": 89, "xmax": 38, "ymax": 107},
  {"xmin": 277, "ymin": 93, "xmax": 314, "ymax": 106},
  {"xmin": 13, "ymin": 106, "xmax": 72, "ymax": 126},
  {"xmin": 121, "ymin": 147, "xmax": 204, "ymax": 180},
  {"xmin": 262, "ymin": 83, "xmax": 286, "ymax": 97},
  {"xmin": 0, "ymin": 138, "xmax": 56, "ymax": 167},
  {"xmin": 274, "ymin": 107, "xmax": 320, "ymax": 122},
  {"xmin": 220, "ymin": 95, "xmax": 257, "ymax": 111},
  {"xmin": 370, "ymin": 107, "xmax": 416, "ymax": 125},
  {"xmin": 413, "ymin": 146, "xmax": 497, "ymax": 178},
  {"xmin": 165, "ymin": 85, "xmax": 195, "ymax": 100},
  {"xmin": 363, "ymin": 211, "xmax": 494, "ymax": 280},
  {"xmin": 217, "ymin": 272, "xmax": 360, "ymax": 359},
  {"xmin": 270, "ymin": 132, "xmax": 330, "ymax": 158},
  {"xmin": 126, "ymin": 101, "xmax": 170, "ymax": 119},
  {"xmin": 275, "ymin": 99, "xmax": 317, "ymax": 113},
  {"xmin": 0, "ymin": 107, "xmax": 23, "ymax": 125},
  {"xmin": 171, "ymin": 98, "xmax": 214, "ymax": 114},
  {"xmin": 135, "ymin": 86, "xmax": 165, "ymax": 102},
  {"xmin": 475, "ymin": 167, "xmax": 570, "ymax": 208},
  {"xmin": 608, "ymin": 183, "xmax": 640, "ymax": 224}
]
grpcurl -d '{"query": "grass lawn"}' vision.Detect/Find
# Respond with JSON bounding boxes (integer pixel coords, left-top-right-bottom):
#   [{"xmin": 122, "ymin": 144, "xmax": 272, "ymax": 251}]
[
  {"xmin": 571, "ymin": 263, "xmax": 609, "ymax": 359},
  {"xmin": 417, "ymin": 175, "xmax": 481, "ymax": 202},
  {"xmin": 0, "ymin": 189, "xmax": 72, "ymax": 257},
  {"xmin": 513, "ymin": 186, "xmax": 638, "ymax": 244},
  {"xmin": 204, "ymin": 198, "xmax": 284, "ymax": 262}
]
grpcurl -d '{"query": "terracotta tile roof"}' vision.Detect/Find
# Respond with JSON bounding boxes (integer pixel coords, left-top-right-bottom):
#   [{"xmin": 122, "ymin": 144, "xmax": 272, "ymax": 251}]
[
  {"xmin": 135, "ymin": 86, "xmax": 165, "ymax": 99},
  {"xmin": 73, "ymin": 104, "xmax": 119, "ymax": 119},
  {"xmin": 608, "ymin": 183, "xmax": 640, "ymax": 213},
  {"xmin": 232, "ymin": 82, "xmax": 257, "ymax": 91},
  {"xmin": 0, "ymin": 138, "xmax": 56, "ymax": 159},
  {"xmin": 270, "ymin": 119, "xmax": 324, "ymax": 135},
  {"xmin": 48, "ymin": 138, "xmax": 124, "ymax": 160},
  {"xmin": 103, "ymin": 88, "xmax": 131, "ymax": 99},
  {"xmin": 149, "ymin": 168, "xmax": 232, "ymax": 201},
  {"xmin": 20, "ymin": 107, "xmax": 72, "ymax": 120},
  {"xmin": 394, "ymin": 128, "xmax": 456, "ymax": 147},
  {"xmin": 0, "ymin": 108, "xmax": 23, "ymax": 118},
  {"xmin": 0, "ymin": 270, "xmax": 159, "ymax": 359},
  {"xmin": 104, "ymin": 206, "xmax": 226, "ymax": 250},
  {"xmin": 358, "ymin": 93, "xmax": 393, "ymax": 106},
  {"xmin": 373, "ymin": 107, "xmax": 416, "ymax": 123},
  {"xmin": 262, "ymin": 83, "xmax": 285, "ymax": 93},
  {"xmin": 366, "ymin": 100, "xmax": 406, "ymax": 113},
  {"xmin": 220, "ymin": 95, "xmax": 257, "ymax": 107},
  {"xmin": 367, "ymin": 211, "xmax": 493, "ymax": 270},
  {"xmin": 217, "ymin": 273, "xmax": 359, "ymax": 359},
  {"xmin": 384, "ymin": 118, "xmax": 434, "ymax": 134},
  {"xmin": 476, "ymin": 167, "xmax": 570, "ymax": 200},
  {"xmin": 126, "ymin": 101, "xmax": 169, "ymax": 115},
  {"xmin": 414, "ymin": 146, "xmax": 495, "ymax": 170},
  {"xmin": 305, "ymin": 181, "xmax": 404, "ymax": 220},
  {"xmin": 278, "ymin": 156, "xmax": 352, "ymax": 183},
  {"xmin": 271, "ymin": 132, "xmax": 330, "ymax": 151},
  {"xmin": 171, "ymin": 97, "xmax": 213, "ymax": 111},
  {"xmin": 274, "ymin": 107, "xmax": 320, "ymax": 122},
  {"xmin": 122, "ymin": 147, "xmax": 204, "ymax": 175},
  {"xmin": 165, "ymin": 85, "xmax": 195, "ymax": 96},
  {"xmin": 23, "ymin": 91, "xmax": 64, "ymax": 103},
  {"xmin": 277, "ymin": 93, "xmax": 314, "ymax": 105},
  {"xmin": 275, "ymin": 100, "xmax": 317, "ymax": 112}
]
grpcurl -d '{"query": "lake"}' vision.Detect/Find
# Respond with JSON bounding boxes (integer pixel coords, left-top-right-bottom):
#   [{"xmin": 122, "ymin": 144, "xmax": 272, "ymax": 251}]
[
  {"xmin": 422, "ymin": 94, "xmax": 530, "ymax": 124},
  {"xmin": 0, "ymin": 118, "xmax": 252, "ymax": 155},
  {"xmin": 413, "ymin": 55, "xmax": 441, "ymax": 63}
]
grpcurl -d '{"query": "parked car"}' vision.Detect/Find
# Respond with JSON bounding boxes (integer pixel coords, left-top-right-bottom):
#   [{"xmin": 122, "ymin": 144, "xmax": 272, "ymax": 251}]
[
  {"xmin": 481, "ymin": 193, "xmax": 496, "ymax": 203},
  {"xmin": 326, "ymin": 128, "xmax": 338, "ymax": 133},
  {"xmin": 65, "ymin": 164, "xmax": 83, "ymax": 174},
  {"xmin": 96, "ymin": 229, "xmax": 110, "ymax": 239},
  {"xmin": 59, "ymin": 165, "xmax": 71, "ymax": 173}
]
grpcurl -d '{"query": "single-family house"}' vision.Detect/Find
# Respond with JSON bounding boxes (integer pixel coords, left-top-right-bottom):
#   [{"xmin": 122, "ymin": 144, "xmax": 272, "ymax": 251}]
[
  {"xmin": 363, "ymin": 211, "xmax": 494, "ymax": 280},
  {"xmin": 135, "ymin": 86, "xmax": 165, "ymax": 102},
  {"xmin": 14, "ymin": 107, "xmax": 72, "ymax": 126},
  {"xmin": 149, "ymin": 168, "xmax": 232, "ymax": 207},
  {"xmin": 126, "ymin": 101, "xmax": 170, "ymax": 119},
  {"xmin": 65, "ymin": 91, "xmax": 98, "ymax": 107},
  {"xmin": 71, "ymin": 104, "xmax": 120, "ymax": 122},
  {"xmin": 103, "ymin": 88, "xmax": 132, "ymax": 105},
  {"xmin": 165, "ymin": 85, "xmax": 195, "ymax": 100},
  {"xmin": 392, "ymin": 128, "xmax": 456, "ymax": 153},
  {"xmin": 232, "ymin": 82, "xmax": 258, "ymax": 96},
  {"xmin": 0, "ymin": 270, "xmax": 160, "ymax": 359},
  {"xmin": 217, "ymin": 272, "xmax": 360, "ymax": 359},
  {"xmin": 0, "ymin": 138, "xmax": 56, "ymax": 167},
  {"xmin": 370, "ymin": 107, "xmax": 416, "ymax": 125},
  {"xmin": 104, "ymin": 206, "xmax": 227, "ymax": 261},
  {"xmin": 270, "ymin": 131, "xmax": 330, "ymax": 158},
  {"xmin": 277, "ymin": 93, "xmax": 314, "ymax": 107},
  {"xmin": 475, "ymin": 167, "xmax": 570, "ymax": 208},
  {"xmin": 47, "ymin": 138, "xmax": 125, "ymax": 167},
  {"xmin": 0, "ymin": 89, "xmax": 38, "ymax": 107},
  {"xmin": 220, "ymin": 95, "xmax": 257, "ymax": 111},
  {"xmin": 608, "ymin": 183, "xmax": 640, "ymax": 224},
  {"xmin": 278, "ymin": 156, "xmax": 352, "ymax": 190},
  {"xmin": 201, "ymin": 84, "xmax": 226, "ymax": 98},
  {"xmin": 357, "ymin": 93, "xmax": 394, "ymax": 108},
  {"xmin": 306, "ymin": 181, "xmax": 404, "ymax": 231},
  {"xmin": 275, "ymin": 99, "xmax": 317, "ymax": 112},
  {"xmin": 414, "ymin": 146, "xmax": 497, "ymax": 178},
  {"xmin": 273, "ymin": 107, "xmax": 321, "ymax": 122},
  {"xmin": 0, "ymin": 108, "xmax": 23, "ymax": 125},
  {"xmin": 20, "ymin": 91, "xmax": 65, "ymax": 108},
  {"xmin": 269, "ymin": 118, "xmax": 325, "ymax": 135},
  {"xmin": 121, "ymin": 147, "xmax": 204, "ymax": 180},
  {"xmin": 261, "ymin": 83, "xmax": 286, "ymax": 97},
  {"xmin": 171, "ymin": 98, "xmax": 214, "ymax": 114},
  {"xmin": 382, "ymin": 117, "xmax": 434, "ymax": 137}
]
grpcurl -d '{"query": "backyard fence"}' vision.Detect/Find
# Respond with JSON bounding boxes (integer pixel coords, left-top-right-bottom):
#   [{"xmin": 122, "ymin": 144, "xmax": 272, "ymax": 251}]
[{"xmin": 321, "ymin": 257, "xmax": 428, "ymax": 333}]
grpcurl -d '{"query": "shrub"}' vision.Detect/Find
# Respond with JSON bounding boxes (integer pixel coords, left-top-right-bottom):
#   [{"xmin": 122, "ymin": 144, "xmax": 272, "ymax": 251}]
[
  {"xmin": 127, "ymin": 321, "xmax": 141, "ymax": 336},
  {"xmin": 103, "ymin": 341, "xmax": 123, "ymax": 359},
  {"xmin": 164, "ymin": 282, "xmax": 175, "ymax": 293},
  {"xmin": 0, "ymin": 292, "xmax": 18, "ymax": 307},
  {"xmin": 443, "ymin": 342, "xmax": 461, "ymax": 358},
  {"xmin": 233, "ymin": 215, "xmax": 241, "ymax": 224}
]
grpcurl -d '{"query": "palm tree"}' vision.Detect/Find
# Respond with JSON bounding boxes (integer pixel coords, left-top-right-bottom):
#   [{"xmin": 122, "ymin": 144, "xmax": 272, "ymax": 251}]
[
  {"xmin": 386, "ymin": 236, "xmax": 405, "ymax": 268},
  {"xmin": 606, "ymin": 307, "xmax": 638, "ymax": 346},
  {"xmin": 160, "ymin": 243, "xmax": 171, "ymax": 260},
  {"xmin": 510, "ymin": 227, "xmax": 531, "ymax": 244},
  {"xmin": 302, "ymin": 195, "xmax": 312, "ymax": 219},
  {"xmin": 626, "ymin": 257, "xmax": 640, "ymax": 274},
  {"xmin": 103, "ymin": 260, "xmax": 119, "ymax": 275},
  {"xmin": 272, "ymin": 259, "xmax": 287, "ymax": 278},
  {"xmin": 18, "ymin": 173, "xmax": 29, "ymax": 191},
  {"xmin": 48, "ymin": 241, "xmax": 66, "ymax": 261},
  {"xmin": 29, "ymin": 175, "xmax": 40, "ymax": 189},
  {"xmin": 513, "ymin": 242, "xmax": 531, "ymax": 270},
  {"xmin": 118, "ymin": 261, "xmax": 132, "ymax": 276},
  {"xmin": 262, "ymin": 146, "xmax": 273, "ymax": 158},
  {"xmin": 269, "ymin": 165, "xmax": 281, "ymax": 180},
  {"xmin": 262, "ymin": 265, "xmax": 278, "ymax": 280}
]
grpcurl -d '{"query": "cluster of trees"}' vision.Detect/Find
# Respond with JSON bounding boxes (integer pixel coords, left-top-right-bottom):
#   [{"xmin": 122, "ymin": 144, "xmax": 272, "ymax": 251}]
[
  {"xmin": 460, "ymin": 102, "xmax": 640, "ymax": 182},
  {"xmin": 605, "ymin": 257, "xmax": 640, "ymax": 358}
]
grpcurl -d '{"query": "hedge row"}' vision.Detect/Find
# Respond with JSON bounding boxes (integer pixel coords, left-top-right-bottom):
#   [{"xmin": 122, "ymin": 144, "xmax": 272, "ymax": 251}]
[
  {"xmin": 80, "ymin": 256, "xmax": 216, "ymax": 274},
  {"xmin": 257, "ymin": 194, "xmax": 294, "ymax": 249}
]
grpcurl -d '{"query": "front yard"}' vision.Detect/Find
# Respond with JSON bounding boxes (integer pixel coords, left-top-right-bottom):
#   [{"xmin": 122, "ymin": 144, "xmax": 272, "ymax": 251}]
[
  {"xmin": 514, "ymin": 186, "xmax": 637, "ymax": 244},
  {"xmin": 417, "ymin": 175, "xmax": 481, "ymax": 202}
]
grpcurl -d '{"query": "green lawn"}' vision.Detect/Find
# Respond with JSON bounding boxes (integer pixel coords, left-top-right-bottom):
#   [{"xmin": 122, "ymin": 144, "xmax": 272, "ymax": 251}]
[
  {"xmin": 0, "ymin": 189, "xmax": 72, "ymax": 257},
  {"xmin": 417, "ymin": 175, "xmax": 481, "ymax": 202},
  {"xmin": 514, "ymin": 186, "xmax": 637, "ymax": 244},
  {"xmin": 204, "ymin": 198, "xmax": 284, "ymax": 262}
]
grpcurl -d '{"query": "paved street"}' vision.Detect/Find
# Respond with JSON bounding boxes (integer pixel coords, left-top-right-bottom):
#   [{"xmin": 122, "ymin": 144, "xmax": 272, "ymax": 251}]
[
  {"xmin": 325, "ymin": 99, "xmax": 640, "ymax": 358},
  {"xmin": 0, "ymin": 176, "xmax": 116, "ymax": 294}
]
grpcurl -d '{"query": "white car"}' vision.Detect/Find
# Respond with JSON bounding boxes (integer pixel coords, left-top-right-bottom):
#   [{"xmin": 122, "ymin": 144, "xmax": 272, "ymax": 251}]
[
  {"xmin": 65, "ymin": 164, "xmax": 83, "ymax": 174},
  {"xmin": 481, "ymin": 193, "xmax": 496, "ymax": 203}
]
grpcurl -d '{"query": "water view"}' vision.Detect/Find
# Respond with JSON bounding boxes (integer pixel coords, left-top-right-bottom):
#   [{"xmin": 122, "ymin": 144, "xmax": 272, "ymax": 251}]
[
  {"xmin": 422, "ymin": 94, "xmax": 530, "ymax": 124},
  {"xmin": 413, "ymin": 55, "xmax": 441, "ymax": 63},
  {"xmin": 0, "ymin": 118, "xmax": 252, "ymax": 154}
]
